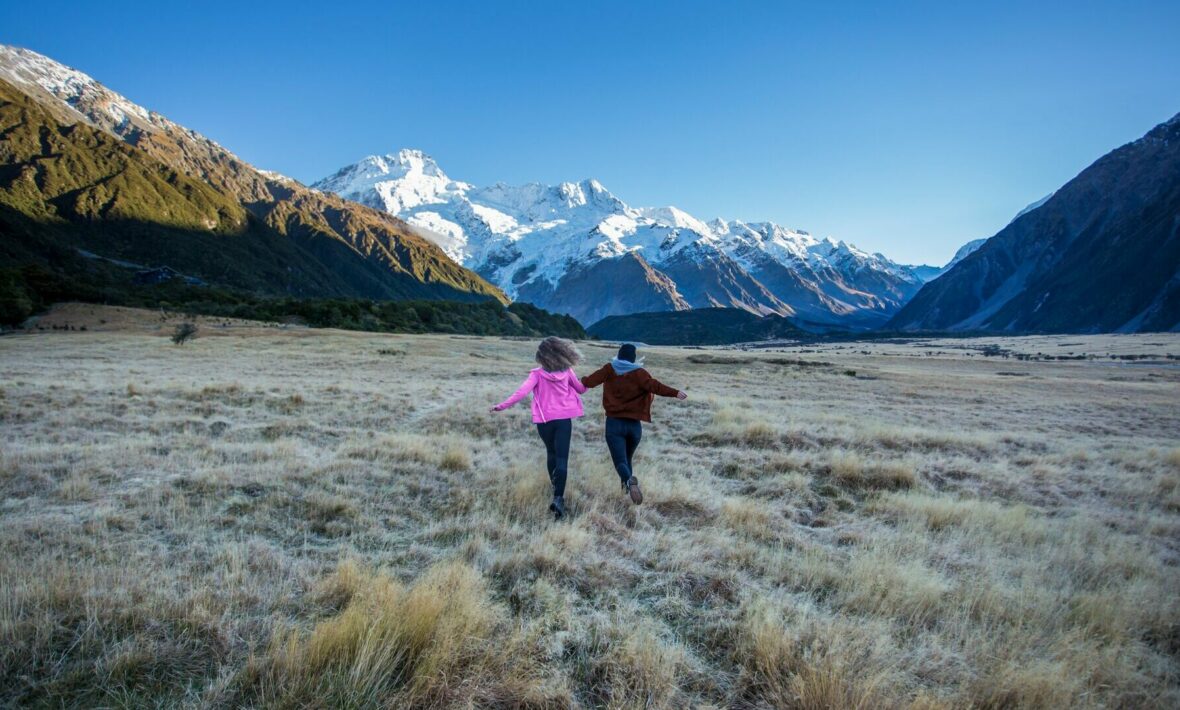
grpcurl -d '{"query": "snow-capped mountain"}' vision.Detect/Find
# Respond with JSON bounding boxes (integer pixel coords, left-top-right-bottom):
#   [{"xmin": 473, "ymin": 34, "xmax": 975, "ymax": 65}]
[{"xmin": 314, "ymin": 150, "xmax": 936, "ymax": 326}]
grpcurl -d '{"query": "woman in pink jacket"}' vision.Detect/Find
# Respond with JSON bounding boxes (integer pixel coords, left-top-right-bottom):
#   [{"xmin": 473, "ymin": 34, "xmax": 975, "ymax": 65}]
[{"xmin": 490, "ymin": 337, "xmax": 586, "ymax": 519}]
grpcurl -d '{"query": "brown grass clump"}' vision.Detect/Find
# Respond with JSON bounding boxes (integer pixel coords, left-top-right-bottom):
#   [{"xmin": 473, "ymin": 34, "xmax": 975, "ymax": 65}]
[
  {"xmin": 251, "ymin": 560, "xmax": 541, "ymax": 707},
  {"xmin": 578, "ymin": 619, "xmax": 689, "ymax": 708},
  {"xmin": 721, "ymin": 497, "xmax": 779, "ymax": 540},
  {"xmin": 302, "ymin": 492, "xmax": 359, "ymax": 536},
  {"xmin": 826, "ymin": 451, "xmax": 917, "ymax": 491},
  {"xmin": 440, "ymin": 444, "xmax": 472, "ymax": 472},
  {"xmin": 737, "ymin": 601, "xmax": 899, "ymax": 709},
  {"xmin": 693, "ymin": 404, "xmax": 783, "ymax": 448},
  {"xmin": 841, "ymin": 544, "xmax": 949, "ymax": 621}
]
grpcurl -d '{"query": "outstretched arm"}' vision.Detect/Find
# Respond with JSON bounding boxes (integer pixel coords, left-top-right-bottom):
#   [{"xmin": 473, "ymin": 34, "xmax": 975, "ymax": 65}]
[
  {"xmin": 568, "ymin": 369, "xmax": 587, "ymax": 394},
  {"xmin": 580, "ymin": 364, "xmax": 611, "ymax": 389},
  {"xmin": 491, "ymin": 371, "xmax": 538, "ymax": 411},
  {"xmin": 640, "ymin": 370, "xmax": 686, "ymax": 399}
]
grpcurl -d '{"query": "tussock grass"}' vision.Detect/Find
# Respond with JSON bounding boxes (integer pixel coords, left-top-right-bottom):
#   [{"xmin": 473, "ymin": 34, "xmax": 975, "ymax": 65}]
[
  {"xmin": 250, "ymin": 560, "xmax": 539, "ymax": 707},
  {"xmin": 861, "ymin": 424, "xmax": 998, "ymax": 456},
  {"xmin": 721, "ymin": 497, "xmax": 779, "ymax": 540},
  {"xmin": 737, "ymin": 600, "xmax": 900, "ymax": 709},
  {"xmin": 824, "ymin": 450, "xmax": 918, "ymax": 491},
  {"xmin": 841, "ymin": 543, "xmax": 949, "ymax": 621},
  {"xmin": 575, "ymin": 616, "xmax": 690, "ymax": 708},
  {"xmin": 439, "ymin": 444, "xmax": 472, "ymax": 472},
  {"xmin": 2, "ymin": 323, "xmax": 1178, "ymax": 707},
  {"xmin": 693, "ymin": 404, "xmax": 785, "ymax": 448},
  {"xmin": 868, "ymin": 491, "xmax": 1046, "ymax": 543}
]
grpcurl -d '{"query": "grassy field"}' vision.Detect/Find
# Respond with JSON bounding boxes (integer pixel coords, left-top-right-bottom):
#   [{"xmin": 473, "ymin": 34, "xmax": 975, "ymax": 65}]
[{"xmin": 2, "ymin": 305, "xmax": 1178, "ymax": 708}]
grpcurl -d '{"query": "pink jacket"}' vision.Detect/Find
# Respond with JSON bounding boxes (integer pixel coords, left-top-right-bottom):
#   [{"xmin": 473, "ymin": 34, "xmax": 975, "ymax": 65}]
[{"xmin": 494, "ymin": 368, "xmax": 586, "ymax": 423}]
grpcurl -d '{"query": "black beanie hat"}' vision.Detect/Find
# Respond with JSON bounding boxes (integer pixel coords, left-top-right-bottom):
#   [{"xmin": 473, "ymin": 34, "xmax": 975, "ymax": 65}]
[{"xmin": 618, "ymin": 343, "xmax": 637, "ymax": 362}]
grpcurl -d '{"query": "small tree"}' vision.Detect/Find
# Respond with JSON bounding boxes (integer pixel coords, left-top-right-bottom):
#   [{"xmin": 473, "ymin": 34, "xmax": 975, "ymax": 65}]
[
  {"xmin": 0, "ymin": 269, "xmax": 35, "ymax": 326},
  {"xmin": 172, "ymin": 322, "xmax": 198, "ymax": 345}
]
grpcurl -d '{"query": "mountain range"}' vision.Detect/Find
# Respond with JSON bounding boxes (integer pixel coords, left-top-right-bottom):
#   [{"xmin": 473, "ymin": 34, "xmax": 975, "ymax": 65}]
[
  {"xmin": 312, "ymin": 151, "xmax": 944, "ymax": 327},
  {"xmin": 0, "ymin": 45, "xmax": 504, "ymax": 305},
  {"xmin": 1, "ymin": 43, "xmax": 1176, "ymax": 337}
]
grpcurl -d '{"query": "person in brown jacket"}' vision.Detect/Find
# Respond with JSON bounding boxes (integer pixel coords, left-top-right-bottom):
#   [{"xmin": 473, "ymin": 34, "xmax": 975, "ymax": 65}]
[{"xmin": 580, "ymin": 343, "xmax": 686, "ymax": 504}]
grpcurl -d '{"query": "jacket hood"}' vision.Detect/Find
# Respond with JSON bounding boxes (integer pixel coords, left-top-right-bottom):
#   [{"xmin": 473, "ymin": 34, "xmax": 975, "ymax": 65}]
[
  {"xmin": 535, "ymin": 367, "xmax": 571, "ymax": 381},
  {"xmin": 610, "ymin": 357, "xmax": 645, "ymax": 375}
]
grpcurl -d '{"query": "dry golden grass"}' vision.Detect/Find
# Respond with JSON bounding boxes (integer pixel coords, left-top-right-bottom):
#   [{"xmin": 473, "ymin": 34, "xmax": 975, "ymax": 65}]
[{"xmin": 1, "ymin": 304, "xmax": 1178, "ymax": 707}]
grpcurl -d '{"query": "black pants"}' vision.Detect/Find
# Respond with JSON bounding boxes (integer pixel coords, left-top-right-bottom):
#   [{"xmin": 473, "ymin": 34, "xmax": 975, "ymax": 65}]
[
  {"xmin": 536, "ymin": 418, "xmax": 572, "ymax": 497},
  {"xmin": 605, "ymin": 416, "xmax": 642, "ymax": 484}
]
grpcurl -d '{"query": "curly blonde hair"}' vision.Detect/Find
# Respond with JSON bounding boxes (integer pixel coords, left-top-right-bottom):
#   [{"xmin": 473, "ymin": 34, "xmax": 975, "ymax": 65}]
[{"xmin": 535, "ymin": 336, "xmax": 582, "ymax": 372}]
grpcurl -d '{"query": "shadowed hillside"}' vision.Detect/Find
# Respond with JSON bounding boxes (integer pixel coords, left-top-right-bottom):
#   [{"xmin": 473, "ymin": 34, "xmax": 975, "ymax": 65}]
[
  {"xmin": 890, "ymin": 112, "xmax": 1180, "ymax": 333},
  {"xmin": 588, "ymin": 307, "xmax": 807, "ymax": 345},
  {"xmin": 0, "ymin": 61, "xmax": 507, "ymax": 306}
]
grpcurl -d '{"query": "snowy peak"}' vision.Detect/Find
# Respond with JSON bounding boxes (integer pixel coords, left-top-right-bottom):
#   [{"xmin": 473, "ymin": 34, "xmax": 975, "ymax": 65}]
[
  {"xmin": 0, "ymin": 44, "xmax": 508, "ymax": 305},
  {"xmin": 0, "ymin": 45, "xmax": 148, "ymax": 126},
  {"xmin": 552, "ymin": 178, "xmax": 621, "ymax": 210},
  {"xmin": 350, "ymin": 149, "xmax": 449, "ymax": 180},
  {"xmin": 637, "ymin": 206, "xmax": 715, "ymax": 236},
  {"xmin": 314, "ymin": 149, "xmax": 933, "ymax": 326},
  {"xmin": 947, "ymin": 238, "xmax": 986, "ymax": 267},
  {"xmin": 313, "ymin": 149, "xmax": 469, "ymax": 213}
]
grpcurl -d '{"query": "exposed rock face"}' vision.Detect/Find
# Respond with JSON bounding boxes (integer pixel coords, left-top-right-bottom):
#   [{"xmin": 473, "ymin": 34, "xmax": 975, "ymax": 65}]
[{"xmin": 517, "ymin": 252, "xmax": 690, "ymax": 327}]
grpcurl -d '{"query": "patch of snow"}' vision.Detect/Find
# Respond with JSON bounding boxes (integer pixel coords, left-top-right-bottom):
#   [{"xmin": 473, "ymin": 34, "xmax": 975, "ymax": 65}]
[{"xmin": 1008, "ymin": 193, "xmax": 1054, "ymax": 225}]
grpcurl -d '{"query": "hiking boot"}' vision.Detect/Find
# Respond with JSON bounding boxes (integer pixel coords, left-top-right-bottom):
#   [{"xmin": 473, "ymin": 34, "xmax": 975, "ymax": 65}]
[
  {"xmin": 549, "ymin": 495, "xmax": 566, "ymax": 520},
  {"xmin": 626, "ymin": 477, "xmax": 643, "ymax": 505}
]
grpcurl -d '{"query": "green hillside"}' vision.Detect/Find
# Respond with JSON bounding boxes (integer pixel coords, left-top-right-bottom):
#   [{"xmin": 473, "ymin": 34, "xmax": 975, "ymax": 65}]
[
  {"xmin": 0, "ymin": 78, "xmax": 506, "ymax": 305},
  {"xmin": 0, "ymin": 78, "xmax": 591, "ymax": 337}
]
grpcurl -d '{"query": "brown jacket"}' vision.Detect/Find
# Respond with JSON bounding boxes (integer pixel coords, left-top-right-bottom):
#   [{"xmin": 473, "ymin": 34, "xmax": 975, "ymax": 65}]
[{"xmin": 581, "ymin": 363, "xmax": 679, "ymax": 422}]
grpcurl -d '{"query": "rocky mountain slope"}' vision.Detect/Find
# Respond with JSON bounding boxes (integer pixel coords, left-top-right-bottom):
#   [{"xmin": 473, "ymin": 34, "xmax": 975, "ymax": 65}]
[
  {"xmin": 0, "ymin": 45, "xmax": 505, "ymax": 304},
  {"xmin": 314, "ymin": 150, "xmax": 938, "ymax": 326},
  {"xmin": 889, "ymin": 114, "xmax": 1180, "ymax": 333}
]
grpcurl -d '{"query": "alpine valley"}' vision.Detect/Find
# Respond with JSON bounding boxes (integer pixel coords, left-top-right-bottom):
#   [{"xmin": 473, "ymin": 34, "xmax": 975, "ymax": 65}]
[
  {"xmin": 313, "ymin": 152, "xmax": 946, "ymax": 328},
  {"xmin": 3, "ymin": 42, "xmax": 1177, "ymax": 338}
]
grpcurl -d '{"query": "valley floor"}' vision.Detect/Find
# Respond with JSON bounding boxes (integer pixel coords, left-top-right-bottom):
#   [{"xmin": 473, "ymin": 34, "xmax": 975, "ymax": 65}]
[{"xmin": 2, "ymin": 306, "xmax": 1179, "ymax": 707}]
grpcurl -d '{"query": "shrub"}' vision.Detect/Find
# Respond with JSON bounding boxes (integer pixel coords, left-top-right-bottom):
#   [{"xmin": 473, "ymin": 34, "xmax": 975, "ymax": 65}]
[
  {"xmin": 0, "ymin": 268, "xmax": 35, "ymax": 325},
  {"xmin": 171, "ymin": 322, "xmax": 198, "ymax": 345}
]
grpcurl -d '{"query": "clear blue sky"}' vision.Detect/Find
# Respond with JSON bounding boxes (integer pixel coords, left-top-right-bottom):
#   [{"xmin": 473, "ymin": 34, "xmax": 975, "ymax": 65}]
[{"xmin": 3, "ymin": 1, "xmax": 1179, "ymax": 264}]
